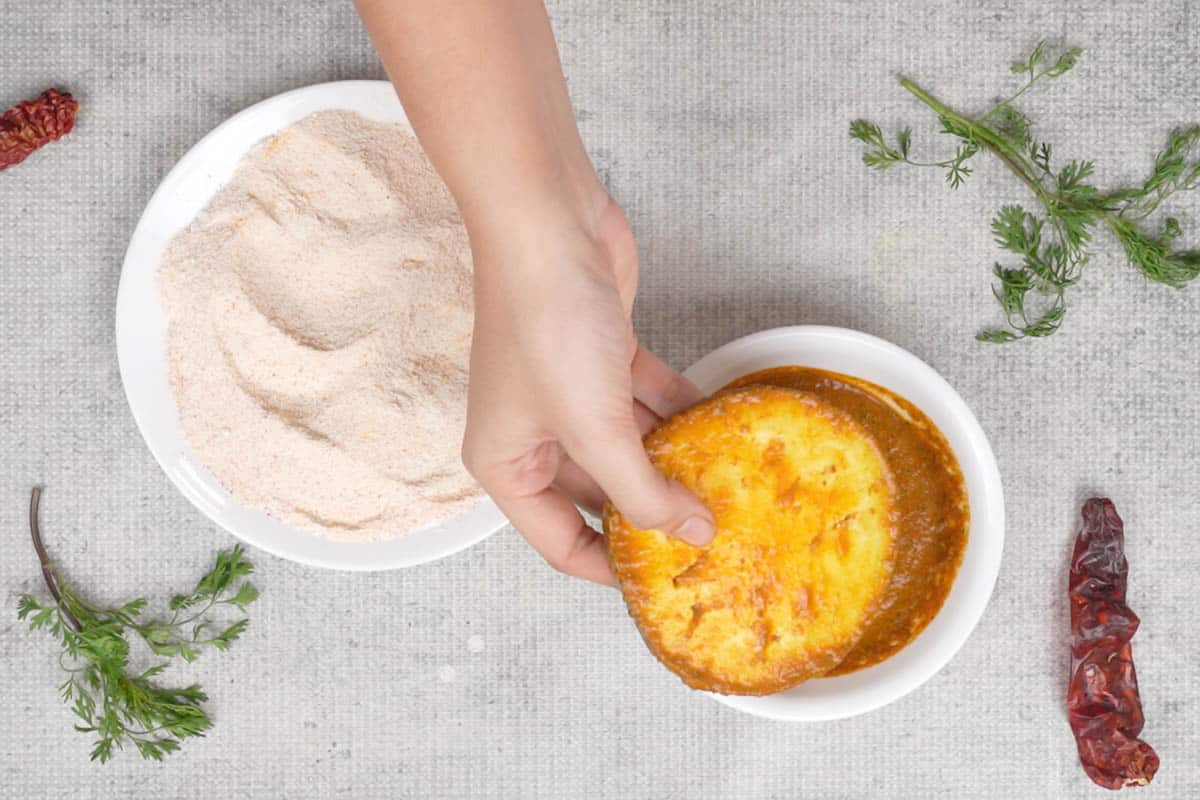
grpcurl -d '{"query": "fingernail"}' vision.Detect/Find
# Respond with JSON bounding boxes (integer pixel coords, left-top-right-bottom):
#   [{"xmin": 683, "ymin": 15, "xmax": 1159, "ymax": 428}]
[{"xmin": 673, "ymin": 516, "xmax": 715, "ymax": 546}]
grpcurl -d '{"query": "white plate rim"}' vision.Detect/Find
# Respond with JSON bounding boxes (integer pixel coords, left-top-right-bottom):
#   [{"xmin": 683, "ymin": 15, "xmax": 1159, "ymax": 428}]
[
  {"xmin": 115, "ymin": 80, "xmax": 508, "ymax": 572},
  {"xmin": 681, "ymin": 325, "xmax": 1005, "ymax": 721}
]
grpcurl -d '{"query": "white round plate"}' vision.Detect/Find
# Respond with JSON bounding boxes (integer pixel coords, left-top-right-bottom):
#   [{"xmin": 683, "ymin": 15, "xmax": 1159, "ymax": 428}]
[
  {"xmin": 115, "ymin": 81, "xmax": 507, "ymax": 571},
  {"xmin": 682, "ymin": 326, "xmax": 1004, "ymax": 721}
]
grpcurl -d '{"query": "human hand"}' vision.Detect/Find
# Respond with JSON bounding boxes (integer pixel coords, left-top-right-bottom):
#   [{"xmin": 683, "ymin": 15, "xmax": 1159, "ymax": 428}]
[
  {"xmin": 462, "ymin": 193, "xmax": 716, "ymax": 585},
  {"xmin": 354, "ymin": 0, "xmax": 710, "ymax": 583}
]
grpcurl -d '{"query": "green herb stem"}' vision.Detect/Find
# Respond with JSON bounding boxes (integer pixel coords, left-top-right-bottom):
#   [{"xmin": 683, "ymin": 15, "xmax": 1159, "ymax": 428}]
[
  {"xmin": 851, "ymin": 41, "xmax": 1200, "ymax": 341},
  {"xmin": 17, "ymin": 487, "xmax": 257, "ymax": 763},
  {"xmin": 898, "ymin": 78, "xmax": 1048, "ymax": 202}
]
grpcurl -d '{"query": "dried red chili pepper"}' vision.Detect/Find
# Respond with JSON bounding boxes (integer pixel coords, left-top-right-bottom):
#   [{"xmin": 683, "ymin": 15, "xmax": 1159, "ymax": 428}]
[
  {"xmin": 0, "ymin": 88, "xmax": 79, "ymax": 170},
  {"xmin": 1068, "ymin": 498, "xmax": 1158, "ymax": 789}
]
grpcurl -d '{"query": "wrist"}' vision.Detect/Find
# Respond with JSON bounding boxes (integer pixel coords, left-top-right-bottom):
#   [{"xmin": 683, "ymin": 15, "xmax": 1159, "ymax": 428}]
[{"xmin": 458, "ymin": 155, "xmax": 611, "ymax": 256}]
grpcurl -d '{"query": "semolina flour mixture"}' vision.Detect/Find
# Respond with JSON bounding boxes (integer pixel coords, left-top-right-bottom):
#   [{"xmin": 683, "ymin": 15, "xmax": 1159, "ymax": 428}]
[{"xmin": 158, "ymin": 110, "xmax": 481, "ymax": 540}]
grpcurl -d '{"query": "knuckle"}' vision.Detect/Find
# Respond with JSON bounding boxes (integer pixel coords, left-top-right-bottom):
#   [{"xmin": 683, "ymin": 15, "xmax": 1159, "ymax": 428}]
[
  {"xmin": 509, "ymin": 441, "xmax": 560, "ymax": 491},
  {"xmin": 466, "ymin": 439, "xmax": 562, "ymax": 498},
  {"xmin": 540, "ymin": 533, "xmax": 591, "ymax": 578}
]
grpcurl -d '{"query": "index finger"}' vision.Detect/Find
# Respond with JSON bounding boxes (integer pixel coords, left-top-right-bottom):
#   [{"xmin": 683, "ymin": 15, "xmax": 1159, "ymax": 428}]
[{"xmin": 489, "ymin": 484, "xmax": 616, "ymax": 586}]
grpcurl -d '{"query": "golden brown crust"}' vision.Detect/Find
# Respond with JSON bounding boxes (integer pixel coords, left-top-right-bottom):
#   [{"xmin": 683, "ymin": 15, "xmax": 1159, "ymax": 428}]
[
  {"xmin": 723, "ymin": 368, "xmax": 969, "ymax": 677},
  {"xmin": 604, "ymin": 386, "xmax": 898, "ymax": 695}
]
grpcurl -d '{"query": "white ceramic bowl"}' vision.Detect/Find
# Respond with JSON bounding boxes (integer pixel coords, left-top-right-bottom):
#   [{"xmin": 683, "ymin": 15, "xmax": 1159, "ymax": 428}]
[
  {"xmin": 115, "ymin": 81, "xmax": 507, "ymax": 571},
  {"xmin": 681, "ymin": 326, "xmax": 1004, "ymax": 721}
]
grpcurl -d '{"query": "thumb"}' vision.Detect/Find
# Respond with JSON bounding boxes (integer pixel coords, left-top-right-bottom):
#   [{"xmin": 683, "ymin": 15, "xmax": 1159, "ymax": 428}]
[{"xmin": 565, "ymin": 417, "xmax": 715, "ymax": 546}]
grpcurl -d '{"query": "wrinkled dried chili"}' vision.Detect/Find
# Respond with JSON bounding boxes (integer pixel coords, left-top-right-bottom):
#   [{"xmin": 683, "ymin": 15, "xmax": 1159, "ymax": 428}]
[
  {"xmin": 0, "ymin": 88, "xmax": 78, "ymax": 170},
  {"xmin": 1068, "ymin": 498, "xmax": 1158, "ymax": 789}
]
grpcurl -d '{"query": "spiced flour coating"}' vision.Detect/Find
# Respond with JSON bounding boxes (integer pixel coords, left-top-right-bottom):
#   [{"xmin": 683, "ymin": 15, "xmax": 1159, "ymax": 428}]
[{"xmin": 159, "ymin": 110, "xmax": 481, "ymax": 540}]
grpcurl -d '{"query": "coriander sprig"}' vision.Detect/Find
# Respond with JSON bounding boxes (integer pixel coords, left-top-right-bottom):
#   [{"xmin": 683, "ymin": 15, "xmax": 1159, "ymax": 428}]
[
  {"xmin": 850, "ymin": 41, "xmax": 1200, "ymax": 342},
  {"xmin": 17, "ymin": 487, "xmax": 257, "ymax": 763}
]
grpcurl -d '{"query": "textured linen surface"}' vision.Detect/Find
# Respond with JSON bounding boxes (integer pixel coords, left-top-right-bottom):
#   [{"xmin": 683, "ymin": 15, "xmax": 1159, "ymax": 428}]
[{"xmin": 1, "ymin": 1, "xmax": 1197, "ymax": 798}]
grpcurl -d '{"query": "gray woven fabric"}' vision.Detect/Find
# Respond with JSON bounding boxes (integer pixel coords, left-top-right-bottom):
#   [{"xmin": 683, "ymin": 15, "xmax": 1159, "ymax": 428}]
[{"xmin": 2, "ymin": 1, "xmax": 1198, "ymax": 797}]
